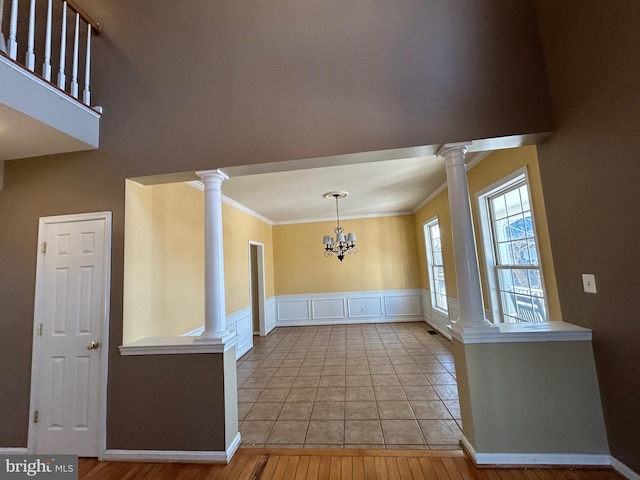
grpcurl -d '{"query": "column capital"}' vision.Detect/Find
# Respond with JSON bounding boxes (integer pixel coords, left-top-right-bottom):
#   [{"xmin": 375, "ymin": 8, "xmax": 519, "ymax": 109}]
[
  {"xmin": 436, "ymin": 142, "xmax": 471, "ymax": 162},
  {"xmin": 196, "ymin": 169, "xmax": 229, "ymax": 183}
]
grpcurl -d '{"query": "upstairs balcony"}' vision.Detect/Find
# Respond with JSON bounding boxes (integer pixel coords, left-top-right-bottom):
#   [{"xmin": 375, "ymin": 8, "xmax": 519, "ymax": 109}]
[{"xmin": 0, "ymin": 0, "xmax": 101, "ymax": 164}]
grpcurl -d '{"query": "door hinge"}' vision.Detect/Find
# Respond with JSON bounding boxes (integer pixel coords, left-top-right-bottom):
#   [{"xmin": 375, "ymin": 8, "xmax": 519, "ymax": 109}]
[
  {"xmin": 38, "ymin": 324, "xmax": 43, "ymax": 336},
  {"xmin": 41, "ymin": 242, "xmax": 47, "ymax": 254},
  {"xmin": 33, "ymin": 410, "xmax": 39, "ymax": 423}
]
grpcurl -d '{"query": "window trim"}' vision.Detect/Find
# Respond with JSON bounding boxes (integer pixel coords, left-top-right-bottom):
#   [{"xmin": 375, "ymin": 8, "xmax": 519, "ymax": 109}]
[
  {"xmin": 423, "ymin": 216, "xmax": 448, "ymax": 315},
  {"xmin": 475, "ymin": 167, "xmax": 550, "ymax": 323}
]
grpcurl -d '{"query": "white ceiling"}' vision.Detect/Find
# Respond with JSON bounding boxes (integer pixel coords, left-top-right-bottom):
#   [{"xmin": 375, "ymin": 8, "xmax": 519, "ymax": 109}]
[{"xmin": 220, "ymin": 152, "xmax": 487, "ymax": 224}]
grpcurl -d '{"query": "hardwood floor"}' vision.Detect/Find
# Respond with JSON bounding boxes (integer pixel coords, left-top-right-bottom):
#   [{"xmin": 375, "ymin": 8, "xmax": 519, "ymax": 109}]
[{"xmin": 79, "ymin": 449, "xmax": 624, "ymax": 480}]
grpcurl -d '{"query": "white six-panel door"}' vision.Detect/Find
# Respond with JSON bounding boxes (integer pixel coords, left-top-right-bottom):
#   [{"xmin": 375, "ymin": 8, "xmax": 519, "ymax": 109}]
[{"xmin": 30, "ymin": 212, "xmax": 111, "ymax": 457}]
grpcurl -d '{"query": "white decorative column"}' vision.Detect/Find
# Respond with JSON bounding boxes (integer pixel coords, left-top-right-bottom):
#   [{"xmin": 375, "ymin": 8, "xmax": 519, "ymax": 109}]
[
  {"xmin": 437, "ymin": 143, "xmax": 492, "ymax": 331},
  {"xmin": 196, "ymin": 169, "xmax": 233, "ymax": 343}
]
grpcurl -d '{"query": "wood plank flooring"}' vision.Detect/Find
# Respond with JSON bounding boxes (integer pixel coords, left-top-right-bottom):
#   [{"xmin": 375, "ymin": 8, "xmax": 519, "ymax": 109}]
[{"xmin": 79, "ymin": 449, "xmax": 624, "ymax": 480}]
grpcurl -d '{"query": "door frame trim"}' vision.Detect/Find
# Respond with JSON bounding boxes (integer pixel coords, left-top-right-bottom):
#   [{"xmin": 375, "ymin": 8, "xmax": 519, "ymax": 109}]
[
  {"xmin": 248, "ymin": 241, "xmax": 267, "ymax": 336},
  {"xmin": 28, "ymin": 211, "xmax": 112, "ymax": 457}
]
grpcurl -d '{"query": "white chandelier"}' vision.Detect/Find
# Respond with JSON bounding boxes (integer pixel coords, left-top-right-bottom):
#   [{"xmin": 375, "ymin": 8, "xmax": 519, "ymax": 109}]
[{"xmin": 322, "ymin": 192, "xmax": 357, "ymax": 262}]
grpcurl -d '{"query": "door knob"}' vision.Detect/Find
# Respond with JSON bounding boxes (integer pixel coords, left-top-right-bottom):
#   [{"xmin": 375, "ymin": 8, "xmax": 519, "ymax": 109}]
[{"xmin": 87, "ymin": 340, "xmax": 100, "ymax": 350}]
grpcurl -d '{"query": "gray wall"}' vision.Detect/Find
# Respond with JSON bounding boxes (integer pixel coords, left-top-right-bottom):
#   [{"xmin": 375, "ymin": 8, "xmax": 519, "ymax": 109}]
[
  {"xmin": 0, "ymin": 0, "xmax": 553, "ymax": 449},
  {"xmin": 454, "ymin": 339, "xmax": 608, "ymax": 455},
  {"xmin": 535, "ymin": 0, "xmax": 640, "ymax": 471},
  {"xmin": 107, "ymin": 354, "xmax": 226, "ymax": 450}
]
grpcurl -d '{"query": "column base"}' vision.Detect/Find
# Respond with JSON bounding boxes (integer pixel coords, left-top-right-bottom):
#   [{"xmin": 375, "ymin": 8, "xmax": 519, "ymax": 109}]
[
  {"xmin": 195, "ymin": 330, "xmax": 236, "ymax": 346},
  {"xmin": 448, "ymin": 322, "xmax": 499, "ymax": 343}
]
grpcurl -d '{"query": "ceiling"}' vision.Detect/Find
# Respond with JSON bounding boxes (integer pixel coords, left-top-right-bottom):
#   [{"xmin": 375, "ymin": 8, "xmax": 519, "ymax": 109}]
[{"xmin": 219, "ymin": 151, "xmax": 488, "ymax": 224}]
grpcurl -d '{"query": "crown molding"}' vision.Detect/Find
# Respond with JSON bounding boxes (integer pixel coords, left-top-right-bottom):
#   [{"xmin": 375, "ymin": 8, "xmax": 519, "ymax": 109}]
[
  {"xmin": 185, "ymin": 181, "xmax": 273, "ymax": 225},
  {"xmin": 412, "ymin": 150, "xmax": 492, "ymax": 214},
  {"xmin": 273, "ymin": 211, "xmax": 414, "ymax": 226}
]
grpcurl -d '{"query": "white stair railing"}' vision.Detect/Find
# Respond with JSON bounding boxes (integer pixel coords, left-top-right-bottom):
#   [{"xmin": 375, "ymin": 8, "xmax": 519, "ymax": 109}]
[{"xmin": 0, "ymin": 0, "xmax": 101, "ymax": 108}]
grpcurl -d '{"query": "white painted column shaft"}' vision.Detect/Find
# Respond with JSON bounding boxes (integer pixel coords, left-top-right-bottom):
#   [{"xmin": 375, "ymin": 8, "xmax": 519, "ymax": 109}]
[
  {"xmin": 438, "ymin": 143, "xmax": 490, "ymax": 329},
  {"xmin": 196, "ymin": 169, "xmax": 229, "ymax": 339}
]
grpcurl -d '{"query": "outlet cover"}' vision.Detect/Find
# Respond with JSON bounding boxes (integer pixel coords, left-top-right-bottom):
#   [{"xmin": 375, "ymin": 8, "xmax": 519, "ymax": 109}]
[{"xmin": 582, "ymin": 274, "xmax": 597, "ymax": 294}]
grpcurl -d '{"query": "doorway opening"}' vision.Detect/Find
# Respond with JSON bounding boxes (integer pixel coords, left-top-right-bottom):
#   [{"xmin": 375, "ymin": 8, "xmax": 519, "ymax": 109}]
[{"xmin": 249, "ymin": 242, "xmax": 267, "ymax": 337}]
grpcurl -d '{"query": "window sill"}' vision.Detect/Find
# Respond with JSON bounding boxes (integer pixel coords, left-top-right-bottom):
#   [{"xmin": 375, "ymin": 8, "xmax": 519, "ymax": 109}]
[
  {"xmin": 449, "ymin": 321, "xmax": 592, "ymax": 344},
  {"xmin": 119, "ymin": 334, "xmax": 236, "ymax": 356}
]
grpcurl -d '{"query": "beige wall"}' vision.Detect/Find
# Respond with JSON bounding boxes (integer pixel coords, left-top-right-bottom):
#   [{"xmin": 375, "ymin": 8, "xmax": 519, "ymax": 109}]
[
  {"xmin": 273, "ymin": 215, "xmax": 421, "ymax": 295},
  {"xmin": 414, "ymin": 146, "xmax": 562, "ymax": 320},
  {"xmin": 123, "ymin": 181, "xmax": 205, "ymax": 342},
  {"xmin": 222, "ymin": 201, "xmax": 275, "ymax": 313},
  {"xmin": 454, "ymin": 339, "xmax": 608, "ymax": 455},
  {"xmin": 123, "ymin": 182, "xmax": 274, "ymax": 343}
]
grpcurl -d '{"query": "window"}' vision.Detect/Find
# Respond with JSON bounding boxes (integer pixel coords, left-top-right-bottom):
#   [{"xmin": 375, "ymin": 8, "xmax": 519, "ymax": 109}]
[
  {"xmin": 424, "ymin": 218, "xmax": 448, "ymax": 313},
  {"xmin": 478, "ymin": 170, "xmax": 548, "ymax": 323}
]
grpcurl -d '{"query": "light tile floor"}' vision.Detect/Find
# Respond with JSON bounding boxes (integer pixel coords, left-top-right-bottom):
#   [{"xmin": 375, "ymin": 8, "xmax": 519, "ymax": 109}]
[{"xmin": 237, "ymin": 322, "xmax": 462, "ymax": 449}]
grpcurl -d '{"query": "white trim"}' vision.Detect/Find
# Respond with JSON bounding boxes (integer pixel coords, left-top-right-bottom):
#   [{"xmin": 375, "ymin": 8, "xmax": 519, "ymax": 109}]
[
  {"xmin": 475, "ymin": 166, "xmax": 552, "ymax": 324},
  {"xmin": 420, "ymin": 290, "xmax": 453, "ymax": 340},
  {"xmin": 228, "ymin": 306, "xmax": 253, "ymax": 358},
  {"xmin": 0, "ymin": 448, "xmax": 29, "ymax": 454},
  {"xmin": 449, "ymin": 321, "xmax": 592, "ymax": 344},
  {"xmin": 461, "ymin": 435, "xmax": 610, "ymax": 466},
  {"xmin": 28, "ymin": 211, "xmax": 112, "ymax": 458},
  {"xmin": 275, "ymin": 289, "xmax": 425, "ymax": 327},
  {"xmin": 265, "ymin": 297, "xmax": 276, "ymax": 335},
  {"xmin": 0, "ymin": 54, "xmax": 100, "ymax": 116},
  {"xmin": 412, "ymin": 151, "xmax": 492, "ymax": 213},
  {"xmin": 611, "ymin": 456, "xmax": 640, "ymax": 480},
  {"xmin": 101, "ymin": 433, "xmax": 242, "ymax": 464},
  {"xmin": 248, "ymin": 242, "xmax": 267, "ymax": 337},
  {"xmin": 273, "ymin": 211, "xmax": 413, "ymax": 226},
  {"xmin": 224, "ymin": 195, "xmax": 273, "ymax": 225},
  {"xmin": 181, "ymin": 307, "xmax": 253, "ymax": 358},
  {"xmin": 119, "ymin": 334, "xmax": 236, "ymax": 355},
  {"xmin": 425, "ymin": 320, "xmax": 452, "ymax": 340},
  {"xmin": 183, "ymin": 326, "xmax": 205, "ymax": 336},
  {"xmin": 414, "ymin": 183, "xmax": 448, "ymax": 214},
  {"xmin": 186, "ymin": 180, "xmax": 274, "ymax": 225}
]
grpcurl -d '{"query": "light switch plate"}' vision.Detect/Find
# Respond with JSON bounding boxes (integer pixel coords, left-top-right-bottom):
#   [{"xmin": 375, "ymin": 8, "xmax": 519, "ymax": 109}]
[{"xmin": 582, "ymin": 274, "xmax": 597, "ymax": 294}]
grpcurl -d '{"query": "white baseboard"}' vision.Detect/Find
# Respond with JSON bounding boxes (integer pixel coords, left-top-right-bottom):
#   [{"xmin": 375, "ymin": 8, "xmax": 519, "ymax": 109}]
[
  {"xmin": 611, "ymin": 456, "xmax": 640, "ymax": 480},
  {"xmin": 101, "ymin": 433, "xmax": 242, "ymax": 464},
  {"xmin": 226, "ymin": 432, "xmax": 242, "ymax": 461},
  {"xmin": 0, "ymin": 447, "xmax": 29, "ymax": 454},
  {"xmin": 461, "ymin": 435, "xmax": 610, "ymax": 466},
  {"xmin": 425, "ymin": 318, "xmax": 452, "ymax": 340}
]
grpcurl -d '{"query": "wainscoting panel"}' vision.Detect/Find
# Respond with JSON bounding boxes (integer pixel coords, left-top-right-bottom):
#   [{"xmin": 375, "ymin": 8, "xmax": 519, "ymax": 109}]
[
  {"xmin": 231, "ymin": 308, "xmax": 253, "ymax": 358},
  {"xmin": 347, "ymin": 297, "xmax": 383, "ymax": 318},
  {"xmin": 422, "ymin": 290, "xmax": 432, "ymax": 321},
  {"xmin": 265, "ymin": 297, "xmax": 276, "ymax": 335},
  {"xmin": 311, "ymin": 298, "xmax": 346, "ymax": 320},
  {"xmin": 427, "ymin": 308, "xmax": 451, "ymax": 339},
  {"xmin": 277, "ymin": 300, "xmax": 310, "ymax": 322},
  {"xmin": 420, "ymin": 289, "xmax": 452, "ymax": 339},
  {"xmin": 384, "ymin": 294, "xmax": 422, "ymax": 317},
  {"xmin": 275, "ymin": 290, "xmax": 425, "ymax": 327}
]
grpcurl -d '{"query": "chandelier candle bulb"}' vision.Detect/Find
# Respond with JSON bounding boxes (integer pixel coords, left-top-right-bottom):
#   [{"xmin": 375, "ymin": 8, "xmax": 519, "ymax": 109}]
[{"xmin": 322, "ymin": 191, "xmax": 358, "ymax": 262}]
